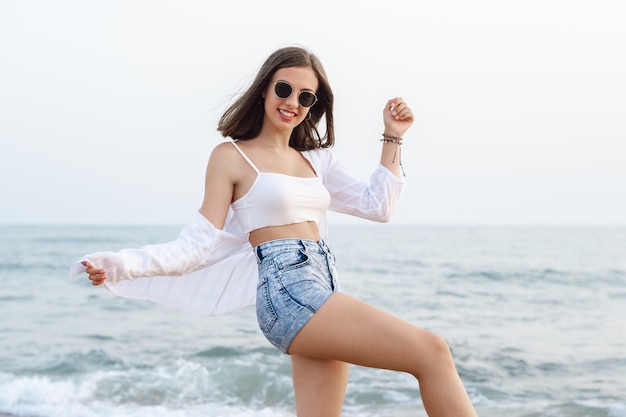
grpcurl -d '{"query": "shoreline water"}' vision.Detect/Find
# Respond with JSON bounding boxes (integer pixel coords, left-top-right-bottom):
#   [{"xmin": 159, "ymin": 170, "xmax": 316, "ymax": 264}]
[{"xmin": 1, "ymin": 224, "xmax": 624, "ymax": 417}]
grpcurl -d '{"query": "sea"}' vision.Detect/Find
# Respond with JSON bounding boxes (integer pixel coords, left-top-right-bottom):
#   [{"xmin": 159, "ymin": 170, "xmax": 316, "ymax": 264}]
[{"xmin": 0, "ymin": 224, "xmax": 624, "ymax": 417}]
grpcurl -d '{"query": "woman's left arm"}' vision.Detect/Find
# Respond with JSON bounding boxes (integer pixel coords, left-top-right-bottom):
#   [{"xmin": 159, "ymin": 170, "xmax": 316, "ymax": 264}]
[
  {"xmin": 306, "ymin": 98, "xmax": 413, "ymax": 222},
  {"xmin": 316, "ymin": 151, "xmax": 406, "ymax": 223}
]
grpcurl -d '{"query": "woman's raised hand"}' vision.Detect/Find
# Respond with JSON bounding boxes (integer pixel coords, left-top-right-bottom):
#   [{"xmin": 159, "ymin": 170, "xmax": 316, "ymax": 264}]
[{"xmin": 383, "ymin": 97, "xmax": 414, "ymax": 138}]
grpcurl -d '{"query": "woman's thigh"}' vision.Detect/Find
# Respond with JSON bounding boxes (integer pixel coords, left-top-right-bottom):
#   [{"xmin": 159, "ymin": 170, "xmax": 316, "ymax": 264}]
[{"xmin": 288, "ymin": 292, "xmax": 452, "ymax": 377}]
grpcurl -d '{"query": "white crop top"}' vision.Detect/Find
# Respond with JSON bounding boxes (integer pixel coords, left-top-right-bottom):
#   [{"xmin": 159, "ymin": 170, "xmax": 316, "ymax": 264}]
[{"xmin": 229, "ymin": 141, "xmax": 331, "ymax": 233}]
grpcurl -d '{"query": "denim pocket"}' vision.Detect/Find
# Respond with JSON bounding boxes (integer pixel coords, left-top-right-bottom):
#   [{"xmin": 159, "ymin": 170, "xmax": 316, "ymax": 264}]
[
  {"xmin": 256, "ymin": 272, "xmax": 278, "ymax": 334},
  {"xmin": 273, "ymin": 248, "xmax": 310, "ymax": 272}
]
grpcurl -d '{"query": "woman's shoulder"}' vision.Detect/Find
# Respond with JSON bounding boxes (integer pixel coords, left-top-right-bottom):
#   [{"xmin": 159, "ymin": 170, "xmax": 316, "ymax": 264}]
[
  {"xmin": 302, "ymin": 145, "xmax": 333, "ymax": 158},
  {"xmin": 210, "ymin": 140, "xmax": 240, "ymax": 159},
  {"xmin": 207, "ymin": 140, "xmax": 244, "ymax": 170},
  {"xmin": 302, "ymin": 146, "xmax": 336, "ymax": 165},
  {"xmin": 212, "ymin": 139, "xmax": 235, "ymax": 152}
]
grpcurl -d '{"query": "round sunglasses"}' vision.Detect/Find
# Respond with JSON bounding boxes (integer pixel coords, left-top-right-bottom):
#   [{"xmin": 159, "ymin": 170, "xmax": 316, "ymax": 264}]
[{"xmin": 272, "ymin": 81, "xmax": 318, "ymax": 108}]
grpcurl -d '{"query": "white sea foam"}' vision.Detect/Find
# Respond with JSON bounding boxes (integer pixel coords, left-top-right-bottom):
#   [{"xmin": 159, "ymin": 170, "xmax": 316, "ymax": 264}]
[{"xmin": 0, "ymin": 371, "xmax": 294, "ymax": 417}]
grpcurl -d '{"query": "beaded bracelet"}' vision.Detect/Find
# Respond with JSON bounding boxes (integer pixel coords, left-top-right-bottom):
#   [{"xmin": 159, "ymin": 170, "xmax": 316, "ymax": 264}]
[
  {"xmin": 380, "ymin": 133, "xmax": 403, "ymax": 145},
  {"xmin": 380, "ymin": 134, "xmax": 405, "ymax": 176}
]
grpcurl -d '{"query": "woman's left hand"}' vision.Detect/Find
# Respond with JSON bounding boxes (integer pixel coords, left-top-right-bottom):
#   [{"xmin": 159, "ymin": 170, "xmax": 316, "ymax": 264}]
[{"xmin": 383, "ymin": 97, "xmax": 414, "ymax": 138}]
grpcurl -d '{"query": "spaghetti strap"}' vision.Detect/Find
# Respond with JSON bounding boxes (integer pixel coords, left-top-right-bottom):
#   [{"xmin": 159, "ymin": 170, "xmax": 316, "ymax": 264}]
[{"xmin": 230, "ymin": 141, "xmax": 260, "ymax": 173}]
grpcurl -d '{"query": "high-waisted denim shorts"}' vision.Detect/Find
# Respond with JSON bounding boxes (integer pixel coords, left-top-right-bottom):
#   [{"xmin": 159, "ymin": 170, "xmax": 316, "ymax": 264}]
[{"xmin": 254, "ymin": 238, "xmax": 340, "ymax": 353}]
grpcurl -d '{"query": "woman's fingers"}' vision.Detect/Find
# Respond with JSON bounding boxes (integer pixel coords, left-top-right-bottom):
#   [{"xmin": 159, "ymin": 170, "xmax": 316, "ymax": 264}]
[
  {"xmin": 389, "ymin": 98, "xmax": 413, "ymax": 121},
  {"xmin": 82, "ymin": 261, "xmax": 107, "ymax": 286},
  {"xmin": 384, "ymin": 97, "xmax": 414, "ymax": 139}
]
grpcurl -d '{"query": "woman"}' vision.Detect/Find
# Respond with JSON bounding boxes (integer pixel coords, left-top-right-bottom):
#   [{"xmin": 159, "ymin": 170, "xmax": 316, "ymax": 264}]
[{"xmin": 76, "ymin": 46, "xmax": 478, "ymax": 416}]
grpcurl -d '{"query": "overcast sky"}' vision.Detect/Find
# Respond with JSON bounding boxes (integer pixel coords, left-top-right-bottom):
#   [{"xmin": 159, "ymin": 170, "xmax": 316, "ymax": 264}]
[{"xmin": 1, "ymin": 0, "xmax": 624, "ymax": 225}]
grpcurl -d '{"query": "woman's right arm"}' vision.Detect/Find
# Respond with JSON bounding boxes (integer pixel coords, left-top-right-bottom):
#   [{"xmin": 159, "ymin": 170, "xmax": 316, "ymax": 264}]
[
  {"xmin": 199, "ymin": 142, "xmax": 239, "ymax": 229},
  {"xmin": 80, "ymin": 142, "xmax": 243, "ymax": 285}
]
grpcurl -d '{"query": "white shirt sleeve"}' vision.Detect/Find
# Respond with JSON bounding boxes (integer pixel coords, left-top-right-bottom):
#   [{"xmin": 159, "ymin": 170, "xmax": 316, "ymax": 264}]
[
  {"xmin": 310, "ymin": 149, "xmax": 406, "ymax": 222},
  {"xmin": 70, "ymin": 210, "xmax": 259, "ymax": 316}
]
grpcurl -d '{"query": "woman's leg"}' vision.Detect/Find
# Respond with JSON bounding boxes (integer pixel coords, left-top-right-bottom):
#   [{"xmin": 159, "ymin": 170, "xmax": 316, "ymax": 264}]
[
  {"xmin": 288, "ymin": 292, "xmax": 478, "ymax": 417},
  {"xmin": 291, "ymin": 355, "xmax": 350, "ymax": 417}
]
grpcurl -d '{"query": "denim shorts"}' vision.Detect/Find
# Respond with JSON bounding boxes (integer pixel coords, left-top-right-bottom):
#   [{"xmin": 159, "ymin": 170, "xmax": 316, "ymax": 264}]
[{"xmin": 254, "ymin": 238, "xmax": 341, "ymax": 353}]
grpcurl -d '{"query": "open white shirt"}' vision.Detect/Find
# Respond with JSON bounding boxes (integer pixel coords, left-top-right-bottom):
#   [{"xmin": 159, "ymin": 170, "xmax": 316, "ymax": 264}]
[{"xmin": 71, "ymin": 145, "xmax": 406, "ymax": 316}]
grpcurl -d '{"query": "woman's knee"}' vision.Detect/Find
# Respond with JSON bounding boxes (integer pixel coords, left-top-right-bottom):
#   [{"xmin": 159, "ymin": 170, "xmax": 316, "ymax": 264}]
[{"xmin": 409, "ymin": 330, "xmax": 456, "ymax": 380}]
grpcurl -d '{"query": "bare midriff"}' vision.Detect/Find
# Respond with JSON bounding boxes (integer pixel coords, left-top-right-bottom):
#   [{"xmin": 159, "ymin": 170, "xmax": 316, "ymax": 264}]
[{"xmin": 248, "ymin": 221, "xmax": 321, "ymax": 248}]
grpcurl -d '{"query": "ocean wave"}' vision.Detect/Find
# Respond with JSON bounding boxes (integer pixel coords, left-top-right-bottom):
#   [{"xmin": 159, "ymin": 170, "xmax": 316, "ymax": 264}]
[
  {"xmin": 0, "ymin": 355, "xmax": 295, "ymax": 417},
  {"xmin": 0, "ymin": 370, "xmax": 294, "ymax": 417}
]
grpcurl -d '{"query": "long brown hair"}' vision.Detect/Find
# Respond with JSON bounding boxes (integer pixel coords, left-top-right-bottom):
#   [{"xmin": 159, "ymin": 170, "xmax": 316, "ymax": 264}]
[{"xmin": 217, "ymin": 46, "xmax": 334, "ymax": 151}]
